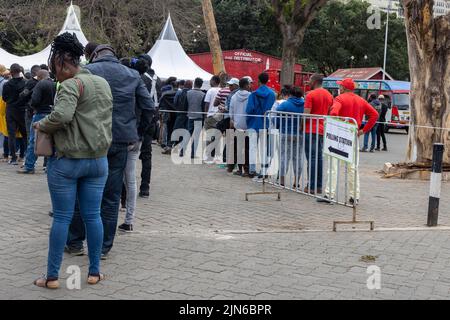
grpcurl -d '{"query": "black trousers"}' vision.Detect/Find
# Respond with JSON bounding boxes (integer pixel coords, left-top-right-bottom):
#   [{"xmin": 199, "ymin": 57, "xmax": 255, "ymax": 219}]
[
  {"xmin": 140, "ymin": 132, "xmax": 153, "ymax": 194},
  {"xmin": 377, "ymin": 124, "xmax": 387, "ymax": 149},
  {"xmin": 6, "ymin": 109, "xmax": 27, "ymax": 161}
]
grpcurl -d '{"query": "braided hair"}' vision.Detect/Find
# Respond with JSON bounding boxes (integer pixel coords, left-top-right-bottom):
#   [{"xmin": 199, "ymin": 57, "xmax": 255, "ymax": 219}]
[{"xmin": 48, "ymin": 32, "xmax": 84, "ymax": 73}]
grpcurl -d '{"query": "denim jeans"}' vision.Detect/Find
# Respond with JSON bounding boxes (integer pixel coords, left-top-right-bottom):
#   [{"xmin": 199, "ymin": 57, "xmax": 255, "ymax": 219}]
[
  {"xmin": 188, "ymin": 118, "xmax": 203, "ymax": 158},
  {"xmin": 67, "ymin": 143, "xmax": 129, "ymax": 254},
  {"xmin": 363, "ymin": 124, "xmax": 378, "ymax": 150},
  {"xmin": 24, "ymin": 113, "xmax": 48, "ymax": 171},
  {"xmin": 124, "ymin": 143, "xmax": 140, "ymax": 225},
  {"xmin": 279, "ymin": 134, "xmax": 303, "ymax": 178},
  {"xmin": 46, "ymin": 156, "xmax": 108, "ymax": 279},
  {"xmin": 305, "ymin": 134, "xmax": 324, "ymax": 191},
  {"xmin": 140, "ymin": 132, "xmax": 153, "ymax": 195}
]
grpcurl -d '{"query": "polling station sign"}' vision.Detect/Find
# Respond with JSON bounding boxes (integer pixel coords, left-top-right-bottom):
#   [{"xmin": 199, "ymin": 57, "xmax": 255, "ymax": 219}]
[{"xmin": 324, "ymin": 118, "xmax": 357, "ymax": 164}]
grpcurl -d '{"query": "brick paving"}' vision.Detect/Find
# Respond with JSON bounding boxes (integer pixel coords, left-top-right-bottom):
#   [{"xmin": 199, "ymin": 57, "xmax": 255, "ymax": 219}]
[{"xmin": 0, "ymin": 131, "xmax": 449, "ymax": 299}]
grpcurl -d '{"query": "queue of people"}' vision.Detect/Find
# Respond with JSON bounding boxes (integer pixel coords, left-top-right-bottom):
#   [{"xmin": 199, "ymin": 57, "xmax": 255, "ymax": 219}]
[
  {"xmin": 1, "ymin": 32, "xmax": 159, "ymax": 289},
  {"xmin": 0, "ymin": 30, "xmax": 382, "ymax": 290}
]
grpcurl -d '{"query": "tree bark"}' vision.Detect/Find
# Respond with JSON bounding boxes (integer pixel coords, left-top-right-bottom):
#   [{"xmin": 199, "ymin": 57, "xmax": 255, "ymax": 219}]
[
  {"xmin": 280, "ymin": 36, "xmax": 302, "ymax": 85},
  {"xmin": 403, "ymin": 0, "xmax": 450, "ymax": 165},
  {"xmin": 202, "ymin": 0, "xmax": 226, "ymax": 75},
  {"xmin": 271, "ymin": 0, "xmax": 328, "ymax": 86}
]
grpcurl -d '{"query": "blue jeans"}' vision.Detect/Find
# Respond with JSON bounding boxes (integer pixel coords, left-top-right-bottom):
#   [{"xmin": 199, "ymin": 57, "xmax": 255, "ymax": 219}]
[
  {"xmin": 188, "ymin": 118, "xmax": 203, "ymax": 158},
  {"xmin": 46, "ymin": 156, "xmax": 108, "ymax": 279},
  {"xmin": 363, "ymin": 124, "xmax": 378, "ymax": 150},
  {"xmin": 305, "ymin": 134, "xmax": 324, "ymax": 191},
  {"xmin": 67, "ymin": 143, "xmax": 129, "ymax": 254},
  {"xmin": 24, "ymin": 113, "xmax": 48, "ymax": 171}
]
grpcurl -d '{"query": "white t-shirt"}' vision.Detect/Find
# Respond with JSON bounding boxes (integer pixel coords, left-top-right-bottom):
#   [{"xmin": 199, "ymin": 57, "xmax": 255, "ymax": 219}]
[{"xmin": 204, "ymin": 87, "xmax": 221, "ymax": 117}]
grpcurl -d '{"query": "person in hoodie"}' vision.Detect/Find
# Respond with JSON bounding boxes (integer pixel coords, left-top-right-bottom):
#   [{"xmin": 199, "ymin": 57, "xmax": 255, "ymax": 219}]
[
  {"xmin": 66, "ymin": 44, "xmax": 156, "ymax": 257},
  {"xmin": 362, "ymin": 93, "xmax": 380, "ymax": 152},
  {"xmin": 126, "ymin": 54, "xmax": 160, "ymax": 199},
  {"xmin": 159, "ymin": 77, "xmax": 178, "ymax": 154},
  {"xmin": 245, "ymin": 72, "xmax": 276, "ymax": 178},
  {"xmin": 20, "ymin": 65, "xmax": 41, "ymax": 137},
  {"xmin": 276, "ymin": 86, "xmax": 305, "ymax": 187},
  {"xmin": 2, "ymin": 63, "xmax": 28, "ymax": 165},
  {"xmin": 229, "ymin": 77, "xmax": 251, "ymax": 176},
  {"xmin": 18, "ymin": 69, "xmax": 56, "ymax": 174}
]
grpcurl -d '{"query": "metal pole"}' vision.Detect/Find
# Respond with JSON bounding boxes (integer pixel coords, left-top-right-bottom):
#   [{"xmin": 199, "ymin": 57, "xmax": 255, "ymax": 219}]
[
  {"xmin": 427, "ymin": 143, "xmax": 444, "ymax": 227},
  {"xmin": 382, "ymin": 0, "xmax": 391, "ymax": 80}
]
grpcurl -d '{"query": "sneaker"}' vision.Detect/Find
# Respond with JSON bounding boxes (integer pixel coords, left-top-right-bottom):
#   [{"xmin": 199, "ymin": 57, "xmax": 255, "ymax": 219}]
[
  {"xmin": 139, "ymin": 191, "xmax": 149, "ymax": 198},
  {"xmin": 317, "ymin": 195, "xmax": 334, "ymax": 204},
  {"xmin": 8, "ymin": 159, "xmax": 18, "ymax": 165},
  {"xmin": 382, "ymin": 147, "xmax": 388, "ymax": 151},
  {"xmin": 375, "ymin": 148, "xmax": 381, "ymax": 151},
  {"xmin": 118, "ymin": 223, "xmax": 133, "ymax": 233},
  {"xmin": 161, "ymin": 147, "xmax": 172, "ymax": 155},
  {"xmin": 248, "ymin": 172, "xmax": 256, "ymax": 179},
  {"xmin": 17, "ymin": 168, "xmax": 35, "ymax": 174},
  {"xmin": 233, "ymin": 171, "xmax": 243, "ymax": 176},
  {"xmin": 252, "ymin": 175, "xmax": 266, "ymax": 183},
  {"xmin": 360, "ymin": 149, "xmax": 368, "ymax": 153},
  {"xmin": 241, "ymin": 172, "xmax": 249, "ymax": 178},
  {"xmin": 64, "ymin": 246, "xmax": 84, "ymax": 257},
  {"xmin": 101, "ymin": 252, "xmax": 109, "ymax": 260},
  {"xmin": 369, "ymin": 149, "xmax": 375, "ymax": 153}
]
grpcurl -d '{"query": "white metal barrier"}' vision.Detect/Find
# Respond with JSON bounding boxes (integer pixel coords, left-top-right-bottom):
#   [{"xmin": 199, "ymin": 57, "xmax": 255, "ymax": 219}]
[{"xmin": 244, "ymin": 111, "xmax": 374, "ymax": 231}]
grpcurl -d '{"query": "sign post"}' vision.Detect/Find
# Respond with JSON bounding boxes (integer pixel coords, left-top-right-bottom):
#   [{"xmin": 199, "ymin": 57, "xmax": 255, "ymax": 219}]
[
  {"xmin": 324, "ymin": 117, "xmax": 357, "ymax": 164},
  {"xmin": 325, "ymin": 117, "xmax": 375, "ymax": 231}
]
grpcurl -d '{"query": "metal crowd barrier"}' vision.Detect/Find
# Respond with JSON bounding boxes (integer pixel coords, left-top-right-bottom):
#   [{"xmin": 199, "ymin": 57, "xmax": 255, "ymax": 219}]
[{"xmin": 245, "ymin": 111, "xmax": 374, "ymax": 231}]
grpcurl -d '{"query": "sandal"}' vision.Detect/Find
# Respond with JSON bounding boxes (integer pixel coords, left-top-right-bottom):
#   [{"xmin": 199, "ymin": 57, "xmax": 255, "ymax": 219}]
[
  {"xmin": 87, "ymin": 273, "xmax": 105, "ymax": 285},
  {"xmin": 33, "ymin": 275, "xmax": 59, "ymax": 289}
]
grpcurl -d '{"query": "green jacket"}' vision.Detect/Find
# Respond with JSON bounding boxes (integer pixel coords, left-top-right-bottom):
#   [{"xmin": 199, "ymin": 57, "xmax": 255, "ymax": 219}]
[{"xmin": 39, "ymin": 68, "xmax": 113, "ymax": 159}]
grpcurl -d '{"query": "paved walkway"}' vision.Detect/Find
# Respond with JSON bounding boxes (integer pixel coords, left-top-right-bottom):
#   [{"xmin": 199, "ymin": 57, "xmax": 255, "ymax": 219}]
[{"xmin": 1, "ymin": 131, "xmax": 449, "ymax": 299}]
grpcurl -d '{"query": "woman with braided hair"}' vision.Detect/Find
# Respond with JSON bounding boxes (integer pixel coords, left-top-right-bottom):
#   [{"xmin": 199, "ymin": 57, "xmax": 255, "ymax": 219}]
[{"xmin": 33, "ymin": 32, "xmax": 113, "ymax": 289}]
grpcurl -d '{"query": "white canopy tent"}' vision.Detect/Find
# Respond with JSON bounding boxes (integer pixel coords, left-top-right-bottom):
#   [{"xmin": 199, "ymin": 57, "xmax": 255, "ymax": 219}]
[
  {"xmin": 0, "ymin": 3, "xmax": 89, "ymax": 70},
  {"xmin": 148, "ymin": 15, "xmax": 213, "ymax": 82}
]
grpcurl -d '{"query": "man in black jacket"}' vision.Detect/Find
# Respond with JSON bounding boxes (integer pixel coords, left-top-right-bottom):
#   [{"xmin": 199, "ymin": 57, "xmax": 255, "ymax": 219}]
[
  {"xmin": 20, "ymin": 65, "xmax": 41, "ymax": 137},
  {"xmin": 136, "ymin": 54, "xmax": 161, "ymax": 198},
  {"xmin": 66, "ymin": 45, "xmax": 156, "ymax": 257},
  {"xmin": 2, "ymin": 63, "xmax": 27, "ymax": 165},
  {"xmin": 18, "ymin": 70, "xmax": 56, "ymax": 174},
  {"xmin": 376, "ymin": 95, "xmax": 389, "ymax": 152},
  {"xmin": 159, "ymin": 79, "xmax": 178, "ymax": 155}
]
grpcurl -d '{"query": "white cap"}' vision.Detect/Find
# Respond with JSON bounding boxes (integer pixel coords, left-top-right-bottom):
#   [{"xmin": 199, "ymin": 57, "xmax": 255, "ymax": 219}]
[
  {"xmin": 227, "ymin": 78, "xmax": 239, "ymax": 86},
  {"xmin": 378, "ymin": 94, "xmax": 385, "ymax": 100},
  {"xmin": 243, "ymin": 76, "xmax": 253, "ymax": 83}
]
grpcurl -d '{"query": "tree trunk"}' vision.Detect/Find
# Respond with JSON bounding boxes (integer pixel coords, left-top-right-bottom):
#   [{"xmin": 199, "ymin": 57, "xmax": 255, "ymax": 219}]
[
  {"xmin": 403, "ymin": 1, "xmax": 450, "ymax": 165},
  {"xmin": 201, "ymin": 0, "xmax": 226, "ymax": 75},
  {"xmin": 280, "ymin": 36, "xmax": 299, "ymax": 86}
]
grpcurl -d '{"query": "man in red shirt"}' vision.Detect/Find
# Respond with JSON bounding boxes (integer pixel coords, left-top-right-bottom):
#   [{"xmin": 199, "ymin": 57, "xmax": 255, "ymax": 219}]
[
  {"xmin": 324, "ymin": 78, "xmax": 378, "ymax": 204},
  {"xmin": 304, "ymin": 74, "xmax": 333, "ymax": 194}
]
